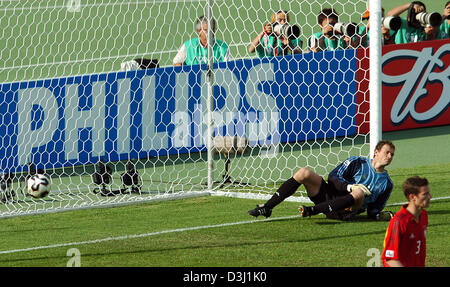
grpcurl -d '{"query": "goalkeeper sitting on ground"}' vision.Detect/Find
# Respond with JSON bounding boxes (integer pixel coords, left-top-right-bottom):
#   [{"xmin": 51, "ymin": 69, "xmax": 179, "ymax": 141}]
[{"xmin": 248, "ymin": 140, "xmax": 396, "ymax": 221}]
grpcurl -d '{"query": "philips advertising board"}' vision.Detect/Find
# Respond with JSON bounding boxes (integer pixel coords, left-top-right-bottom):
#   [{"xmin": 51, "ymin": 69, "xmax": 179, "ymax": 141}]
[{"xmin": 0, "ymin": 50, "xmax": 357, "ymax": 172}]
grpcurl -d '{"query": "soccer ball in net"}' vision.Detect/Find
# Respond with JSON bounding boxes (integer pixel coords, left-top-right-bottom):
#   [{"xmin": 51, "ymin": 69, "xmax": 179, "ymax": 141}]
[{"xmin": 27, "ymin": 174, "xmax": 51, "ymax": 198}]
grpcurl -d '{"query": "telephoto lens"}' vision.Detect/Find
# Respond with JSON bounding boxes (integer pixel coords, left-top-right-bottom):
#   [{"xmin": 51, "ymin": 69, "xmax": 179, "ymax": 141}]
[
  {"xmin": 273, "ymin": 23, "xmax": 300, "ymax": 39},
  {"xmin": 333, "ymin": 22, "xmax": 357, "ymax": 37},
  {"xmin": 382, "ymin": 16, "xmax": 402, "ymax": 31},
  {"xmin": 416, "ymin": 12, "xmax": 442, "ymax": 27}
]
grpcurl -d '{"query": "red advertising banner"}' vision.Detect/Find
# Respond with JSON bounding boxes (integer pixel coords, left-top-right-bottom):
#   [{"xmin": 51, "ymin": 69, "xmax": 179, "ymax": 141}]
[{"xmin": 357, "ymin": 38, "xmax": 450, "ymax": 133}]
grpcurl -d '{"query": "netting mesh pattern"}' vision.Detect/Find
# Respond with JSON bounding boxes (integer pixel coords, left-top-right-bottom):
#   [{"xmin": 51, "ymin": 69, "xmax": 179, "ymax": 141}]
[{"xmin": 0, "ymin": 0, "xmax": 370, "ymax": 217}]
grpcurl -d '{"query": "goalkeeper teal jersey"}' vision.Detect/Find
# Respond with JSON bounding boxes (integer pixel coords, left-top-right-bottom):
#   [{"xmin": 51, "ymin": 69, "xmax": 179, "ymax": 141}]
[
  {"xmin": 183, "ymin": 38, "xmax": 229, "ymax": 65},
  {"xmin": 327, "ymin": 156, "xmax": 394, "ymax": 218}
]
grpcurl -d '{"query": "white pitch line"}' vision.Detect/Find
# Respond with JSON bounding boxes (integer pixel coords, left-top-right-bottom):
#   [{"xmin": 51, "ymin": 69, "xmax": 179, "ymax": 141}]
[
  {"xmin": 0, "ymin": 215, "xmax": 300, "ymax": 255},
  {"xmin": 2, "ymin": 196, "xmax": 449, "ymax": 255}
]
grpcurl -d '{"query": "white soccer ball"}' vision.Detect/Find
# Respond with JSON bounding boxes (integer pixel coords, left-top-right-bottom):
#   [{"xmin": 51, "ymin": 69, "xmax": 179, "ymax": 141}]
[{"xmin": 27, "ymin": 174, "xmax": 51, "ymax": 198}]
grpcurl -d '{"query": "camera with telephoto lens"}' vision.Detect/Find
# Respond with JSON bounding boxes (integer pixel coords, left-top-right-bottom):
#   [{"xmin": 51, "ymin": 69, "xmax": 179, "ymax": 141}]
[
  {"xmin": 272, "ymin": 22, "xmax": 301, "ymax": 39},
  {"xmin": 415, "ymin": 12, "xmax": 442, "ymax": 27},
  {"xmin": 382, "ymin": 16, "xmax": 402, "ymax": 31},
  {"xmin": 332, "ymin": 22, "xmax": 358, "ymax": 37},
  {"xmin": 407, "ymin": 4, "xmax": 442, "ymax": 28}
]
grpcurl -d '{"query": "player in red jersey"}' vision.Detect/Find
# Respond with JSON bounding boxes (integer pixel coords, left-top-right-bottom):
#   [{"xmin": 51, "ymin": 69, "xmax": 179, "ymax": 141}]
[{"xmin": 382, "ymin": 176, "xmax": 431, "ymax": 267}]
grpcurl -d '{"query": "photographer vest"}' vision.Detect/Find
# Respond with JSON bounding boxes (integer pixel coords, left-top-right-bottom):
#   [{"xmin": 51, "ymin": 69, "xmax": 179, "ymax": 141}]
[
  {"xmin": 257, "ymin": 34, "xmax": 303, "ymax": 58},
  {"xmin": 394, "ymin": 18, "xmax": 425, "ymax": 44},
  {"xmin": 439, "ymin": 21, "xmax": 450, "ymax": 39},
  {"xmin": 183, "ymin": 38, "xmax": 229, "ymax": 65},
  {"xmin": 310, "ymin": 32, "xmax": 347, "ymax": 51},
  {"xmin": 358, "ymin": 26, "xmax": 396, "ymax": 47}
]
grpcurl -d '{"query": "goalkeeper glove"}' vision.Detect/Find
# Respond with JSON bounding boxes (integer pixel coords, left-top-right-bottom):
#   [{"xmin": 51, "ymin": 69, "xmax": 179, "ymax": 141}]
[
  {"xmin": 347, "ymin": 184, "xmax": 372, "ymax": 196},
  {"xmin": 376, "ymin": 211, "xmax": 394, "ymax": 221}
]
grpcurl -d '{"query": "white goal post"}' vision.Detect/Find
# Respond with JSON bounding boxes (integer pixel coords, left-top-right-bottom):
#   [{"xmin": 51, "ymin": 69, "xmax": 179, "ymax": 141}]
[{"xmin": 0, "ymin": 0, "xmax": 380, "ymax": 218}]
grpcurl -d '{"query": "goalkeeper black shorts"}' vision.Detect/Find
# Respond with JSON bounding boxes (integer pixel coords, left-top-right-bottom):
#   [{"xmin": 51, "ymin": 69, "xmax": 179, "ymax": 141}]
[{"xmin": 309, "ymin": 178, "xmax": 353, "ymax": 220}]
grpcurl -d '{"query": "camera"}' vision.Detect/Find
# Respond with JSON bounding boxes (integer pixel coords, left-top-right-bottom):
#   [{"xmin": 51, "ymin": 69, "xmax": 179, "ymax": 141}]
[
  {"xmin": 272, "ymin": 23, "xmax": 301, "ymax": 39},
  {"xmin": 333, "ymin": 22, "xmax": 357, "ymax": 37},
  {"xmin": 416, "ymin": 12, "xmax": 442, "ymax": 27},
  {"xmin": 0, "ymin": 172, "xmax": 15, "ymax": 203},
  {"xmin": 408, "ymin": 4, "xmax": 442, "ymax": 28},
  {"xmin": 382, "ymin": 16, "xmax": 402, "ymax": 31}
]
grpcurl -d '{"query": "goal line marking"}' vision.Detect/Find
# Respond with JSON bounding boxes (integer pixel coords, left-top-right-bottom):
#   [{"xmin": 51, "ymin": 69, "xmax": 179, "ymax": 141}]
[
  {"xmin": 0, "ymin": 215, "xmax": 300, "ymax": 255},
  {"xmin": 1, "ymin": 197, "xmax": 448, "ymax": 255}
]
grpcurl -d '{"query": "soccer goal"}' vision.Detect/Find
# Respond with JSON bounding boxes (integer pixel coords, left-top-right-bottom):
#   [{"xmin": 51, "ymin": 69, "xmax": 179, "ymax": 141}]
[{"xmin": 0, "ymin": 0, "xmax": 381, "ymax": 218}]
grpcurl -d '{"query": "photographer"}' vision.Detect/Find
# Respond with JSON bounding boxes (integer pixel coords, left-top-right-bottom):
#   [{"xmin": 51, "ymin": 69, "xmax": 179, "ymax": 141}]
[
  {"xmin": 307, "ymin": 8, "xmax": 358, "ymax": 53},
  {"xmin": 359, "ymin": 8, "xmax": 397, "ymax": 47},
  {"xmin": 438, "ymin": 1, "xmax": 450, "ymax": 39},
  {"xmin": 248, "ymin": 10, "xmax": 303, "ymax": 58},
  {"xmin": 173, "ymin": 16, "xmax": 230, "ymax": 66},
  {"xmin": 425, "ymin": 1, "xmax": 450, "ymax": 41},
  {"xmin": 387, "ymin": 1, "xmax": 442, "ymax": 43},
  {"xmin": 424, "ymin": 22, "xmax": 445, "ymax": 41}
]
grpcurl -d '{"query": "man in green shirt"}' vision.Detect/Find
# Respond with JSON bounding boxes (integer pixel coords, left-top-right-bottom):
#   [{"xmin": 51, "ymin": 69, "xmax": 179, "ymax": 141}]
[
  {"xmin": 307, "ymin": 8, "xmax": 354, "ymax": 52},
  {"xmin": 387, "ymin": 1, "xmax": 429, "ymax": 44},
  {"xmin": 249, "ymin": 10, "xmax": 303, "ymax": 58},
  {"xmin": 358, "ymin": 8, "xmax": 396, "ymax": 47},
  {"xmin": 424, "ymin": 22, "xmax": 447, "ymax": 41},
  {"xmin": 438, "ymin": 1, "xmax": 450, "ymax": 39},
  {"xmin": 173, "ymin": 16, "xmax": 230, "ymax": 66}
]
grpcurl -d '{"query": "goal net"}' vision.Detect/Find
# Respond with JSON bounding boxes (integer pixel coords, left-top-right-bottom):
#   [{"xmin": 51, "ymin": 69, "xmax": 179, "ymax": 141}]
[{"xmin": 0, "ymin": 0, "xmax": 373, "ymax": 218}]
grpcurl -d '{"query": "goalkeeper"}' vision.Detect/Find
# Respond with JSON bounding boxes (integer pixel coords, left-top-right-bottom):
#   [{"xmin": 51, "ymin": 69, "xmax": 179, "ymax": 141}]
[{"xmin": 248, "ymin": 140, "xmax": 396, "ymax": 221}]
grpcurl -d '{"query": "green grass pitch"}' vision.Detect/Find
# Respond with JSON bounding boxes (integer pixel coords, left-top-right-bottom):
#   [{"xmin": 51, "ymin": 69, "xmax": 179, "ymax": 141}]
[
  {"xmin": 0, "ymin": 126, "xmax": 449, "ymax": 267},
  {"xmin": 0, "ymin": 0, "xmax": 445, "ymax": 83},
  {"xmin": 0, "ymin": 1, "xmax": 448, "ymax": 267}
]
